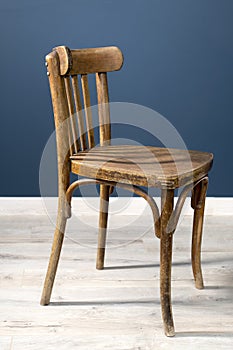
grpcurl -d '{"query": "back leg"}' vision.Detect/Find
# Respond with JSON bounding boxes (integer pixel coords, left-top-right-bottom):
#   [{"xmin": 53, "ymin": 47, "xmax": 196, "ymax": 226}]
[
  {"xmin": 96, "ymin": 184, "xmax": 110, "ymax": 270},
  {"xmin": 40, "ymin": 201, "xmax": 67, "ymax": 305},
  {"xmin": 191, "ymin": 178, "xmax": 208, "ymax": 289}
]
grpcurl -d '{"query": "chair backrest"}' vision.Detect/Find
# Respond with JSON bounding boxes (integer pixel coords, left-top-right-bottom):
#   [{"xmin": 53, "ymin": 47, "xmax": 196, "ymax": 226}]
[{"xmin": 45, "ymin": 45, "xmax": 124, "ymax": 160}]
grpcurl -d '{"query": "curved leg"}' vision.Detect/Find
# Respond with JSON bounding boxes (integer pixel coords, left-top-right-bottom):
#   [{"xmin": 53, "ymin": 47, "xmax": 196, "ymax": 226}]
[
  {"xmin": 40, "ymin": 202, "xmax": 67, "ymax": 305},
  {"xmin": 191, "ymin": 178, "xmax": 208, "ymax": 289},
  {"xmin": 160, "ymin": 189, "xmax": 175, "ymax": 337},
  {"xmin": 96, "ymin": 184, "xmax": 110, "ymax": 270}
]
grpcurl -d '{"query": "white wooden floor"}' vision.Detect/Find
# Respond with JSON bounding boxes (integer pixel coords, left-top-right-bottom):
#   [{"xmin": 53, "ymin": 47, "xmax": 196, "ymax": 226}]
[{"xmin": 0, "ymin": 198, "xmax": 233, "ymax": 349}]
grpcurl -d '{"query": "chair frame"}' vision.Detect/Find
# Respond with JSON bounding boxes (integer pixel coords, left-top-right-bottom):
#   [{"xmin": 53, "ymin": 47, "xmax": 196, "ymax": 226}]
[{"xmin": 40, "ymin": 45, "xmax": 212, "ymax": 337}]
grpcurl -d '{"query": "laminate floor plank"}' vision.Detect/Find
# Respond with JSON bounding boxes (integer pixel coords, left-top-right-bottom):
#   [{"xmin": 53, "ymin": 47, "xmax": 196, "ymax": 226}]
[{"xmin": 0, "ymin": 213, "xmax": 232, "ymax": 349}]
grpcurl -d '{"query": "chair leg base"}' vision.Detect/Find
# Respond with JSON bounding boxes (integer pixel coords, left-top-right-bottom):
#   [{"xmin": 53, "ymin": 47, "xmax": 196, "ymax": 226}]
[
  {"xmin": 96, "ymin": 248, "xmax": 105, "ymax": 270},
  {"xmin": 40, "ymin": 299, "xmax": 50, "ymax": 306},
  {"xmin": 195, "ymin": 282, "xmax": 204, "ymax": 290},
  {"xmin": 165, "ymin": 327, "xmax": 175, "ymax": 337},
  {"xmin": 194, "ymin": 273, "xmax": 204, "ymax": 290}
]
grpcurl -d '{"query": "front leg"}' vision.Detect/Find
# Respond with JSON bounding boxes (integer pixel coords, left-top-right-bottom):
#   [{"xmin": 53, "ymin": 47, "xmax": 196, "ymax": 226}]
[{"xmin": 160, "ymin": 189, "xmax": 175, "ymax": 337}]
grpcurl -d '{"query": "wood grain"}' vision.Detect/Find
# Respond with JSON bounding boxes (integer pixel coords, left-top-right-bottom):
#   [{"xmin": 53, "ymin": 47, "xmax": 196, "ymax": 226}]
[
  {"xmin": 44, "ymin": 51, "xmax": 70, "ymax": 202},
  {"xmin": 64, "ymin": 76, "xmax": 79, "ymax": 153},
  {"xmin": 55, "ymin": 46, "xmax": 123, "ymax": 75},
  {"xmin": 81, "ymin": 74, "xmax": 95, "ymax": 148},
  {"xmin": 41, "ymin": 51, "xmax": 71, "ymax": 306},
  {"xmin": 96, "ymin": 72, "xmax": 111, "ymax": 146},
  {"xmin": 71, "ymin": 75, "xmax": 87, "ymax": 150},
  {"xmin": 160, "ymin": 189, "xmax": 175, "ymax": 337},
  {"xmin": 192, "ymin": 177, "xmax": 208, "ymax": 289},
  {"xmin": 70, "ymin": 145, "xmax": 213, "ymax": 189},
  {"xmin": 96, "ymin": 184, "xmax": 110, "ymax": 270}
]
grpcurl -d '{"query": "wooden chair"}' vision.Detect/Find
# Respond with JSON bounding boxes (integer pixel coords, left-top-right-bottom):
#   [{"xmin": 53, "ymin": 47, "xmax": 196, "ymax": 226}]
[{"xmin": 40, "ymin": 45, "xmax": 213, "ymax": 336}]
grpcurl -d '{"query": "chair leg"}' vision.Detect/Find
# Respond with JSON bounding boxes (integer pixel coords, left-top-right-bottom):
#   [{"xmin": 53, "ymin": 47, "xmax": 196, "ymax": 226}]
[
  {"xmin": 160, "ymin": 189, "xmax": 175, "ymax": 337},
  {"xmin": 40, "ymin": 209, "xmax": 67, "ymax": 306},
  {"xmin": 191, "ymin": 179, "xmax": 208, "ymax": 290},
  {"xmin": 96, "ymin": 184, "xmax": 110, "ymax": 270}
]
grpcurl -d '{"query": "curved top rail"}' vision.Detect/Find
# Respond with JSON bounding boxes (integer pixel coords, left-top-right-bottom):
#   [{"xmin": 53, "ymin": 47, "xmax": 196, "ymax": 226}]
[{"xmin": 53, "ymin": 45, "xmax": 124, "ymax": 76}]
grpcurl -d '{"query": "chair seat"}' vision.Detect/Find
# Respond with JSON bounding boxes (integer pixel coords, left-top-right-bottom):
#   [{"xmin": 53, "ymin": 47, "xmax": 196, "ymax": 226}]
[{"xmin": 70, "ymin": 145, "xmax": 213, "ymax": 188}]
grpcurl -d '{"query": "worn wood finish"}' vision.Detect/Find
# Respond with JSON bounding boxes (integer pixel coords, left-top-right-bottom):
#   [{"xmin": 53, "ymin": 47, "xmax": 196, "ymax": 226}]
[
  {"xmin": 53, "ymin": 45, "xmax": 72, "ymax": 75},
  {"xmin": 167, "ymin": 183, "xmax": 194, "ymax": 233},
  {"xmin": 81, "ymin": 74, "xmax": 95, "ymax": 148},
  {"xmin": 41, "ymin": 51, "xmax": 71, "ymax": 305},
  {"xmin": 71, "ymin": 75, "xmax": 87, "ymax": 150},
  {"xmin": 42, "ymin": 45, "xmax": 213, "ymax": 337},
  {"xmin": 96, "ymin": 184, "xmax": 110, "ymax": 270},
  {"xmin": 160, "ymin": 189, "xmax": 175, "ymax": 337},
  {"xmin": 64, "ymin": 76, "xmax": 79, "ymax": 153},
  {"xmin": 71, "ymin": 145, "xmax": 213, "ymax": 189},
  {"xmin": 96, "ymin": 72, "xmax": 111, "ymax": 146},
  {"xmin": 55, "ymin": 46, "xmax": 123, "ymax": 76},
  {"xmin": 192, "ymin": 177, "xmax": 208, "ymax": 289},
  {"xmin": 65, "ymin": 178, "xmax": 160, "ymax": 238},
  {"xmin": 95, "ymin": 71, "xmax": 113, "ymax": 204},
  {"xmin": 40, "ymin": 213, "xmax": 67, "ymax": 305}
]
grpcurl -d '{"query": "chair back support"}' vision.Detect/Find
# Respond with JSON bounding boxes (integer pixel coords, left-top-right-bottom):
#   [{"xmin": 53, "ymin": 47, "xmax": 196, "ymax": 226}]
[{"xmin": 45, "ymin": 45, "xmax": 123, "ymax": 159}]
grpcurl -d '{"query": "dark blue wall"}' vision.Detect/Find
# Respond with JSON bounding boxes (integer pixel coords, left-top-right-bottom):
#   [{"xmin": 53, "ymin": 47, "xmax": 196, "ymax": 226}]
[{"xmin": 1, "ymin": 0, "xmax": 233, "ymax": 196}]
